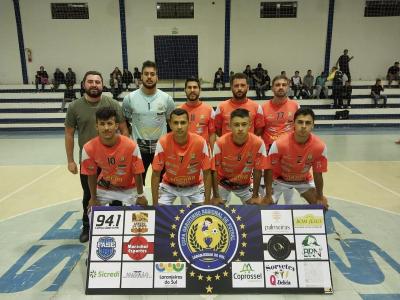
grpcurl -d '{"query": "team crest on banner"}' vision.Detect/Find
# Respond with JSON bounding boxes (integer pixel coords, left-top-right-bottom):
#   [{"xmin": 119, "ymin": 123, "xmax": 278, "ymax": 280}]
[
  {"xmin": 96, "ymin": 236, "xmax": 116, "ymax": 261},
  {"xmin": 178, "ymin": 205, "xmax": 239, "ymax": 271}
]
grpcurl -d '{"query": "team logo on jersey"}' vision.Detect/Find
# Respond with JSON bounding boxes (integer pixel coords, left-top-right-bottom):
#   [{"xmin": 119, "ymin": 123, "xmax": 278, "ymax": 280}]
[
  {"xmin": 178, "ymin": 205, "xmax": 239, "ymax": 271},
  {"xmin": 307, "ymin": 154, "xmax": 313, "ymax": 162},
  {"xmin": 96, "ymin": 236, "xmax": 116, "ymax": 261}
]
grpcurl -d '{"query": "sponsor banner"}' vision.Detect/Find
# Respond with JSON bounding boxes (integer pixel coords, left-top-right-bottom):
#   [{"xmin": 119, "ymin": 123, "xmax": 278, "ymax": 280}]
[
  {"xmin": 295, "ymin": 234, "xmax": 328, "ymax": 260},
  {"xmin": 90, "ymin": 236, "xmax": 122, "ymax": 262},
  {"xmin": 261, "ymin": 210, "xmax": 293, "ymax": 235},
  {"xmin": 263, "ymin": 235, "xmax": 295, "ymax": 261},
  {"xmin": 121, "ymin": 262, "xmax": 154, "ymax": 288},
  {"xmin": 293, "ymin": 210, "xmax": 325, "ymax": 234},
  {"xmin": 92, "ymin": 211, "xmax": 124, "ymax": 235},
  {"xmin": 88, "ymin": 262, "xmax": 121, "ymax": 289},
  {"xmin": 297, "ymin": 261, "xmax": 332, "ymax": 289},
  {"xmin": 264, "ymin": 262, "xmax": 298, "ymax": 288},
  {"xmin": 154, "ymin": 262, "xmax": 186, "ymax": 288},
  {"xmin": 231, "ymin": 262, "xmax": 264, "ymax": 288},
  {"xmin": 123, "ymin": 235, "xmax": 154, "ymax": 261},
  {"xmin": 124, "ymin": 210, "xmax": 156, "ymax": 235}
]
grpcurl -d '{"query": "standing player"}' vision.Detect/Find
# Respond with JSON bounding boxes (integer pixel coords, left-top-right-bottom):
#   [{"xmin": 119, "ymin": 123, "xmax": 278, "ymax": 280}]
[
  {"xmin": 65, "ymin": 71, "xmax": 129, "ymax": 243},
  {"xmin": 261, "ymin": 75, "xmax": 300, "ymax": 203},
  {"xmin": 122, "ymin": 60, "xmax": 175, "ymax": 185},
  {"xmin": 264, "ymin": 108, "xmax": 329, "ymax": 209},
  {"xmin": 81, "ymin": 107, "xmax": 147, "ymax": 210},
  {"xmin": 151, "ymin": 108, "xmax": 212, "ymax": 205},
  {"xmin": 211, "ymin": 108, "xmax": 268, "ymax": 205},
  {"xmin": 214, "ymin": 73, "xmax": 264, "ymax": 136},
  {"xmin": 180, "ymin": 77, "xmax": 216, "ymax": 148}
]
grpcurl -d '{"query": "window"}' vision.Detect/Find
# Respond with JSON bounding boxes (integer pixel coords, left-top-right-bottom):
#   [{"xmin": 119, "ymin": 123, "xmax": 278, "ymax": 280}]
[
  {"xmin": 260, "ymin": 2, "xmax": 297, "ymax": 18},
  {"xmin": 156, "ymin": 2, "xmax": 194, "ymax": 19},
  {"xmin": 364, "ymin": 0, "xmax": 400, "ymax": 17},
  {"xmin": 51, "ymin": 3, "xmax": 89, "ymax": 19}
]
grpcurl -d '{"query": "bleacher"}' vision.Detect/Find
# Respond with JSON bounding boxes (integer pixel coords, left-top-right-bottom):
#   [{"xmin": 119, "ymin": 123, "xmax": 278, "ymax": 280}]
[{"xmin": 0, "ymin": 81, "xmax": 399, "ymax": 131}]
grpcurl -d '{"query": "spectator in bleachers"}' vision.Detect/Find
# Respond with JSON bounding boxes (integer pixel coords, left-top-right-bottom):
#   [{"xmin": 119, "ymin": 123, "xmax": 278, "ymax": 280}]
[
  {"xmin": 243, "ymin": 65, "xmax": 254, "ymax": 88},
  {"xmin": 281, "ymin": 71, "xmax": 287, "ymax": 77},
  {"xmin": 65, "ymin": 68, "xmax": 76, "ymax": 89},
  {"xmin": 387, "ymin": 61, "xmax": 400, "ymax": 87},
  {"xmin": 252, "ymin": 63, "xmax": 265, "ymax": 90},
  {"xmin": 336, "ymin": 49, "xmax": 354, "ymax": 81},
  {"xmin": 109, "ymin": 73, "xmax": 119, "ymax": 99},
  {"xmin": 331, "ymin": 69, "xmax": 348, "ymax": 109},
  {"xmin": 371, "ymin": 79, "xmax": 387, "ymax": 108},
  {"xmin": 213, "ymin": 67, "xmax": 225, "ymax": 89},
  {"xmin": 255, "ymin": 69, "xmax": 270, "ymax": 100},
  {"xmin": 313, "ymin": 72, "xmax": 328, "ymax": 99},
  {"xmin": 35, "ymin": 66, "xmax": 49, "ymax": 92},
  {"xmin": 59, "ymin": 85, "xmax": 77, "ymax": 112},
  {"xmin": 133, "ymin": 67, "xmax": 141, "ymax": 88},
  {"xmin": 53, "ymin": 68, "xmax": 65, "ymax": 91},
  {"xmin": 111, "ymin": 67, "xmax": 122, "ymax": 78},
  {"xmin": 291, "ymin": 71, "xmax": 303, "ymax": 99},
  {"xmin": 122, "ymin": 68, "xmax": 133, "ymax": 91},
  {"xmin": 343, "ymin": 80, "xmax": 352, "ymax": 108},
  {"xmin": 303, "ymin": 70, "xmax": 314, "ymax": 99},
  {"xmin": 80, "ymin": 80, "xmax": 84, "ymax": 97},
  {"xmin": 229, "ymin": 71, "xmax": 235, "ymax": 83}
]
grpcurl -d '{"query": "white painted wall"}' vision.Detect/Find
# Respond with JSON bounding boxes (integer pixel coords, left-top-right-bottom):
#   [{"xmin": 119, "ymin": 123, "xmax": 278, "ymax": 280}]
[
  {"xmin": 1, "ymin": 0, "xmax": 399, "ymax": 84},
  {"xmin": 19, "ymin": 0, "xmax": 122, "ymax": 84},
  {"xmin": 0, "ymin": 0, "xmax": 22, "ymax": 84},
  {"xmin": 331, "ymin": 0, "xmax": 400, "ymax": 80},
  {"xmin": 231, "ymin": 0, "xmax": 329, "ymax": 79}
]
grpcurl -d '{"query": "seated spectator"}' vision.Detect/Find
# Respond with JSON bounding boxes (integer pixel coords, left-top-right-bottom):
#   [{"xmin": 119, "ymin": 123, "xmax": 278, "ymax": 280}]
[
  {"xmin": 313, "ymin": 72, "xmax": 328, "ymax": 99},
  {"xmin": 229, "ymin": 71, "xmax": 235, "ymax": 83},
  {"xmin": 122, "ymin": 68, "xmax": 133, "ymax": 91},
  {"xmin": 109, "ymin": 74, "xmax": 119, "ymax": 99},
  {"xmin": 65, "ymin": 67, "xmax": 76, "ymax": 89},
  {"xmin": 243, "ymin": 65, "xmax": 253, "ymax": 88},
  {"xmin": 59, "ymin": 85, "xmax": 77, "ymax": 112},
  {"xmin": 302, "ymin": 69, "xmax": 314, "ymax": 99},
  {"xmin": 371, "ymin": 79, "xmax": 387, "ymax": 108},
  {"xmin": 110, "ymin": 67, "xmax": 122, "ymax": 78},
  {"xmin": 252, "ymin": 63, "xmax": 264, "ymax": 89},
  {"xmin": 280, "ymin": 71, "xmax": 287, "ymax": 77},
  {"xmin": 343, "ymin": 80, "xmax": 352, "ymax": 108},
  {"xmin": 255, "ymin": 69, "xmax": 270, "ymax": 99},
  {"xmin": 387, "ymin": 61, "xmax": 399, "ymax": 87},
  {"xmin": 291, "ymin": 71, "xmax": 302, "ymax": 99},
  {"xmin": 133, "ymin": 67, "xmax": 141, "ymax": 88},
  {"xmin": 53, "ymin": 68, "xmax": 65, "ymax": 91},
  {"xmin": 35, "ymin": 66, "xmax": 49, "ymax": 92},
  {"xmin": 213, "ymin": 67, "xmax": 225, "ymax": 89}
]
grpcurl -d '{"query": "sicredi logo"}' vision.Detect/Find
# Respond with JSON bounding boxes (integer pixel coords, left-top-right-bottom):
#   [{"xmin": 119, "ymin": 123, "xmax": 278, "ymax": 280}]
[
  {"xmin": 232, "ymin": 262, "xmax": 264, "ymax": 288},
  {"xmin": 88, "ymin": 262, "xmax": 121, "ymax": 289}
]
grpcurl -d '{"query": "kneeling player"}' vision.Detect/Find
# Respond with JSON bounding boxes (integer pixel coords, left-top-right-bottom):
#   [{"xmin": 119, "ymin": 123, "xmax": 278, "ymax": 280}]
[
  {"xmin": 81, "ymin": 107, "xmax": 147, "ymax": 211},
  {"xmin": 211, "ymin": 108, "xmax": 268, "ymax": 205},
  {"xmin": 264, "ymin": 107, "xmax": 329, "ymax": 209}
]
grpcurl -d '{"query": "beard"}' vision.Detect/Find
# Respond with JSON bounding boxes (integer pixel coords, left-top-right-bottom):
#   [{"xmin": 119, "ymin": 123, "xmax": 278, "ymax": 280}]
[
  {"xmin": 233, "ymin": 90, "xmax": 247, "ymax": 100},
  {"xmin": 186, "ymin": 92, "xmax": 199, "ymax": 101},
  {"xmin": 142, "ymin": 80, "xmax": 156, "ymax": 89},
  {"xmin": 85, "ymin": 87, "xmax": 103, "ymax": 98}
]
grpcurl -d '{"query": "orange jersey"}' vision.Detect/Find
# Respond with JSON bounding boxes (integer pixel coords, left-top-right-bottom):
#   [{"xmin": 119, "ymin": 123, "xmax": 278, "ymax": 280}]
[
  {"xmin": 262, "ymin": 98, "xmax": 300, "ymax": 147},
  {"xmin": 81, "ymin": 135, "xmax": 145, "ymax": 189},
  {"xmin": 214, "ymin": 98, "xmax": 265, "ymax": 135},
  {"xmin": 212, "ymin": 132, "xmax": 268, "ymax": 188},
  {"xmin": 180, "ymin": 101, "xmax": 215, "ymax": 142},
  {"xmin": 152, "ymin": 132, "xmax": 211, "ymax": 186},
  {"xmin": 266, "ymin": 132, "xmax": 328, "ymax": 183}
]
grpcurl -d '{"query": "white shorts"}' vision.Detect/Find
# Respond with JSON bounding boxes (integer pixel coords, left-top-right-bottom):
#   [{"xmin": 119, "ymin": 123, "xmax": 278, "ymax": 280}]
[
  {"xmin": 97, "ymin": 188, "xmax": 138, "ymax": 205},
  {"xmin": 218, "ymin": 185, "xmax": 253, "ymax": 204},
  {"xmin": 259, "ymin": 184, "xmax": 295, "ymax": 204},
  {"xmin": 272, "ymin": 180, "xmax": 315, "ymax": 204},
  {"xmin": 158, "ymin": 182, "xmax": 205, "ymax": 205}
]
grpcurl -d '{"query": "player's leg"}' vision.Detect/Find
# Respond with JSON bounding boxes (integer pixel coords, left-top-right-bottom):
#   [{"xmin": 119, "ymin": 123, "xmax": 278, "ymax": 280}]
[
  {"xmin": 158, "ymin": 183, "xmax": 178, "ymax": 205},
  {"xmin": 182, "ymin": 184, "xmax": 205, "ymax": 206}
]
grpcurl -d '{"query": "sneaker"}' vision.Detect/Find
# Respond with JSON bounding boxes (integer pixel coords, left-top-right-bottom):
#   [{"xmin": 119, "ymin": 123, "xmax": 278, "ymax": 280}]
[{"xmin": 79, "ymin": 227, "xmax": 90, "ymax": 243}]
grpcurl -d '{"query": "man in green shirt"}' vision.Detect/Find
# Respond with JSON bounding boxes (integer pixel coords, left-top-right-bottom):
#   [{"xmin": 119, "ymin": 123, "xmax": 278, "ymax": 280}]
[{"xmin": 64, "ymin": 70, "xmax": 129, "ymax": 243}]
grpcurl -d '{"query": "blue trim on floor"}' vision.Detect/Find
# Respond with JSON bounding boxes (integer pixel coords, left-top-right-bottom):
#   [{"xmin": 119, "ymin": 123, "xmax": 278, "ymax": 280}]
[
  {"xmin": 324, "ymin": 0, "xmax": 335, "ymax": 74},
  {"xmin": 223, "ymin": 0, "xmax": 231, "ymax": 83},
  {"xmin": 119, "ymin": 0, "xmax": 128, "ymax": 70},
  {"xmin": 360, "ymin": 295, "xmax": 400, "ymax": 300},
  {"xmin": 12, "ymin": 0, "xmax": 28, "ymax": 84}
]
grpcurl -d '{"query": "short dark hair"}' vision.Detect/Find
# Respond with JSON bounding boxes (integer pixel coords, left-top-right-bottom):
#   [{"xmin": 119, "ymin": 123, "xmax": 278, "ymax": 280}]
[
  {"xmin": 96, "ymin": 107, "xmax": 117, "ymax": 122},
  {"xmin": 230, "ymin": 72, "xmax": 248, "ymax": 86},
  {"xmin": 272, "ymin": 75, "xmax": 289, "ymax": 86},
  {"xmin": 170, "ymin": 108, "xmax": 189, "ymax": 121},
  {"xmin": 230, "ymin": 108, "xmax": 250, "ymax": 120},
  {"xmin": 83, "ymin": 71, "xmax": 103, "ymax": 84},
  {"xmin": 395, "ymin": 61, "xmax": 399, "ymax": 64},
  {"xmin": 184, "ymin": 77, "xmax": 201, "ymax": 89},
  {"xmin": 294, "ymin": 107, "xmax": 315, "ymax": 122},
  {"xmin": 141, "ymin": 60, "xmax": 157, "ymax": 73}
]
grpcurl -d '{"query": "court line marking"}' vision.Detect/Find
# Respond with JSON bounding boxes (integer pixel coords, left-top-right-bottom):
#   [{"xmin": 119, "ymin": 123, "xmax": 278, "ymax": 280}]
[
  {"xmin": 0, "ymin": 197, "xmax": 81, "ymax": 223},
  {"xmin": 327, "ymin": 195, "xmax": 400, "ymax": 216},
  {"xmin": 0, "ymin": 165, "xmax": 61, "ymax": 204},
  {"xmin": 335, "ymin": 162, "xmax": 400, "ymax": 199}
]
